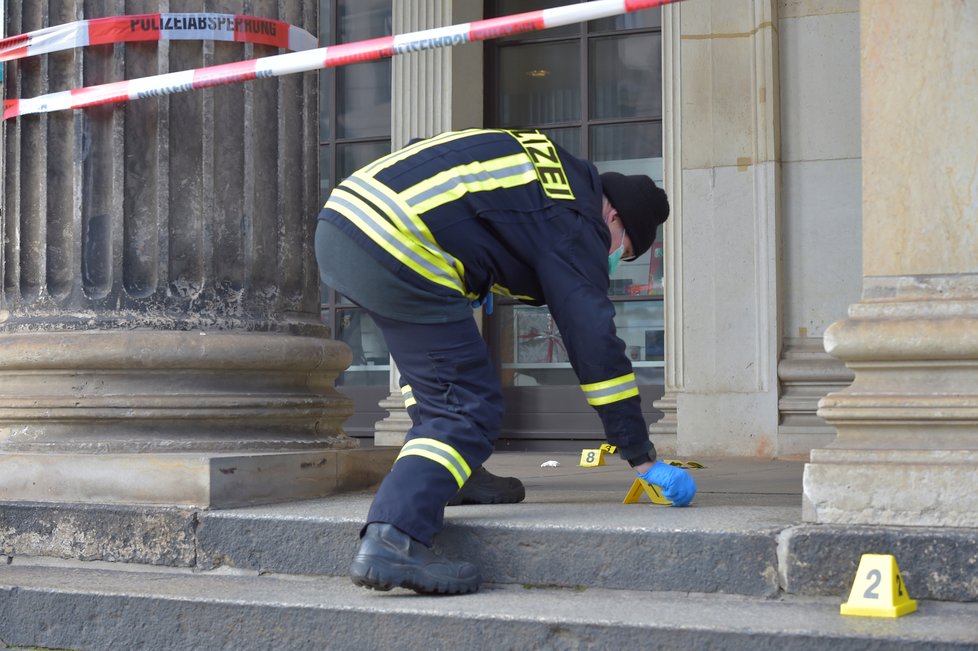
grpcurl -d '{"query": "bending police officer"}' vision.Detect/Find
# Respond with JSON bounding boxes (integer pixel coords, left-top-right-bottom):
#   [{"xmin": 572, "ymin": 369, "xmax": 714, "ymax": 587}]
[{"xmin": 314, "ymin": 128, "xmax": 696, "ymax": 595}]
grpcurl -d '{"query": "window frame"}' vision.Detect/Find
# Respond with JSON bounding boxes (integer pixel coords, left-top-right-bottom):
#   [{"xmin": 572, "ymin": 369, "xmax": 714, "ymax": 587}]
[{"xmin": 483, "ymin": 3, "xmax": 664, "ymax": 308}]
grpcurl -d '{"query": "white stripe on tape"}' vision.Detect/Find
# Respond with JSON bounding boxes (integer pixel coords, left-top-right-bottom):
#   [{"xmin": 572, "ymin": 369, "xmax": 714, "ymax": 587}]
[{"xmin": 3, "ymin": 1, "xmax": 677, "ymax": 120}]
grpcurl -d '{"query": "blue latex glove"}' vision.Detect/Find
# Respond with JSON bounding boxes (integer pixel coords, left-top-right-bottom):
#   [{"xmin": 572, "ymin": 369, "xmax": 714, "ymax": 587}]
[
  {"xmin": 638, "ymin": 461, "xmax": 697, "ymax": 507},
  {"xmin": 470, "ymin": 292, "xmax": 494, "ymax": 315}
]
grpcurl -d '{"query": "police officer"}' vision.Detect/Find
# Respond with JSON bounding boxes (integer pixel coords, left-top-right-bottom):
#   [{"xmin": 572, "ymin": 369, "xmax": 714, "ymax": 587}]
[{"xmin": 315, "ymin": 128, "xmax": 696, "ymax": 595}]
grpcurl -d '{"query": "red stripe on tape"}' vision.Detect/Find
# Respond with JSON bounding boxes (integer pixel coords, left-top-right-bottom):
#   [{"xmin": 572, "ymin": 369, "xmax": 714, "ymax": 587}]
[
  {"xmin": 468, "ymin": 12, "xmax": 546, "ymax": 41},
  {"xmin": 625, "ymin": 0, "xmax": 666, "ymax": 11},
  {"xmin": 192, "ymin": 59, "xmax": 259, "ymax": 89},
  {"xmin": 3, "ymin": 100, "xmax": 22, "ymax": 121},
  {"xmin": 0, "ymin": 45, "xmax": 29, "ymax": 62},
  {"xmin": 0, "ymin": 33, "xmax": 30, "ymax": 62},
  {"xmin": 233, "ymin": 15, "xmax": 290, "ymax": 49},
  {"xmin": 71, "ymin": 81, "xmax": 131, "ymax": 108},
  {"xmin": 323, "ymin": 36, "xmax": 395, "ymax": 67},
  {"xmin": 88, "ymin": 15, "xmax": 160, "ymax": 46}
]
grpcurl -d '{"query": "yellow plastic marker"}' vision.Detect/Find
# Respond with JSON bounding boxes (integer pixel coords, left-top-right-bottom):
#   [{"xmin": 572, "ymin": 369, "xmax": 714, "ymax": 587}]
[
  {"xmin": 661, "ymin": 459, "xmax": 705, "ymax": 469},
  {"xmin": 578, "ymin": 448, "xmax": 606, "ymax": 467},
  {"xmin": 840, "ymin": 554, "xmax": 917, "ymax": 618},
  {"xmin": 579, "ymin": 444, "xmax": 619, "ymax": 467},
  {"xmin": 622, "ymin": 477, "xmax": 671, "ymax": 505}
]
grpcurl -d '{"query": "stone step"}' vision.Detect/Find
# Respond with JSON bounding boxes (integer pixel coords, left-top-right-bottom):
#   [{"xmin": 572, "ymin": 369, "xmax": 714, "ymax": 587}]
[
  {"xmin": 194, "ymin": 496, "xmax": 794, "ymax": 597},
  {"xmin": 1, "ymin": 564, "xmax": 976, "ymax": 651},
  {"xmin": 4, "ymin": 493, "xmax": 977, "ymax": 601}
]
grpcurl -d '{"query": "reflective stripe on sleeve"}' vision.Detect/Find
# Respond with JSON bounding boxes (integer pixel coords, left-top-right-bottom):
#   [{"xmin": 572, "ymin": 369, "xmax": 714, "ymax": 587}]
[
  {"xmin": 400, "ymin": 384, "xmax": 417, "ymax": 408},
  {"xmin": 358, "ymin": 130, "xmax": 483, "ymax": 176},
  {"xmin": 580, "ymin": 373, "xmax": 639, "ymax": 406},
  {"xmin": 344, "ymin": 174, "xmax": 471, "ymax": 293},
  {"xmin": 403, "ymin": 154, "xmax": 538, "ymax": 215},
  {"xmin": 396, "ymin": 438, "xmax": 472, "ymax": 488},
  {"xmin": 323, "ymin": 187, "xmax": 467, "ymax": 296}
]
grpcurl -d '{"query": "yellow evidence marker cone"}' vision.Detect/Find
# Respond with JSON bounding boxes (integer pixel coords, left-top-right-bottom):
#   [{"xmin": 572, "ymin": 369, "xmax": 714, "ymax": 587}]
[
  {"xmin": 622, "ymin": 477, "xmax": 671, "ymax": 505},
  {"xmin": 840, "ymin": 553, "xmax": 917, "ymax": 618},
  {"xmin": 578, "ymin": 444, "xmax": 617, "ymax": 467}
]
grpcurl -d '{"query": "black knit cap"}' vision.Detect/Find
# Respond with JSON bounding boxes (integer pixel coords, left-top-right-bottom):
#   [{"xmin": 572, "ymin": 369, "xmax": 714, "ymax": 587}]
[{"xmin": 600, "ymin": 172, "xmax": 670, "ymax": 260}]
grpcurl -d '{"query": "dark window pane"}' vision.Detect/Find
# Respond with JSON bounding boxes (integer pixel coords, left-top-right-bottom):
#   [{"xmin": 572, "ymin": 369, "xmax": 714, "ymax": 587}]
[
  {"xmin": 607, "ymin": 225, "xmax": 664, "ymax": 299},
  {"xmin": 590, "ymin": 121, "xmax": 662, "ymax": 164},
  {"xmin": 589, "ymin": 8, "xmax": 661, "ymax": 33},
  {"xmin": 589, "ymin": 33, "xmax": 661, "ymax": 120},
  {"xmin": 335, "ymin": 308, "xmax": 392, "ymax": 387},
  {"xmin": 337, "ymin": 141, "xmax": 391, "ymax": 180},
  {"xmin": 319, "ymin": 144, "xmax": 331, "ymax": 201},
  {"xmin": 497, "ymin": 42, "xmax": 581, "ymax": 127},
  {"xmin": 539, "ymin": 127, "xmax": 582, "ymax": 158},
  {"xmin": 338, "ymin": 0, "xmax": 392, "ymax": 42},
  {"xmin": 491, "ymin": 0, "xmax": 581, "ymax": 39},
  {"xmin": 320, "ymin": 0, "xmax": 332, "ymax": 43},
  {"xmin": 337, "ymin": 60, "xmax": 391, "ymax": 139},
  {"xmin": 319, "ymin": 70, "xmax": 331, "ymax": 137}
]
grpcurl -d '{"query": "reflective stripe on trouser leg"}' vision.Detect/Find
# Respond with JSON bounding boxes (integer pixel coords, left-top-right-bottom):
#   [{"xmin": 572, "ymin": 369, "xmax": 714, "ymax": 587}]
[
  {"xmin": 400, "ymin": 382, "xmax": 419, "ymax": 427},
  {"xmin": 366, "ymin": 312, "xmax": 503, "ymax": 545}
]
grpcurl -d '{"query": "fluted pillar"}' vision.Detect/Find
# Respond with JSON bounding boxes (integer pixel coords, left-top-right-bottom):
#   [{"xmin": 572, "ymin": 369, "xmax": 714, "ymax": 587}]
[
  {"xmin": 804, "ymin": 0, "xmax": 978, "ymax": 526},
  {"xmin": 375, "ymin": 0, "xmax": 483, "ymax": 446},
  {"xmin": 649, "ymin": 1, "xmax": 682, "ymax": 456},
  {"xmin": 0, "ymin": 1, "xmax": 389, "ymax": 507}
]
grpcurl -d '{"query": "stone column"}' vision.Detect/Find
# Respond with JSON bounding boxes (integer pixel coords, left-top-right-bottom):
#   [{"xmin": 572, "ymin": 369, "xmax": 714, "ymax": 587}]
[
  {"xmin": 671, "ymin": 0, "xmax": 782, "ymax": 456},
  {"xmin": 805, "ymin": 0, "xmax": 978, "ymax": 526},
  {"xmin": 649, "ymin": 1, "xmax": 682, "ymax": 456},
  {"xmin": 0, "ymin": 1, "xmax": 390, "ymax": 508},
  {"xmin": 375, "ymin": 0, "xmax": 483, "ymax": 446}
]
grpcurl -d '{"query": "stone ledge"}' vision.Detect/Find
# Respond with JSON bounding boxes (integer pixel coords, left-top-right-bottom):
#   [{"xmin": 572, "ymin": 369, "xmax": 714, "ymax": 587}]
[
  {"xmin": 0, "ymin": 447, "xmax": 396, "ymax": 508},
  {"xmin": 2, "ymin": 566, "xmax": 977, "ymax": 651},
  {"xmin": 780, "ymin": 524, "xmax": 978, "ymax": 602}
]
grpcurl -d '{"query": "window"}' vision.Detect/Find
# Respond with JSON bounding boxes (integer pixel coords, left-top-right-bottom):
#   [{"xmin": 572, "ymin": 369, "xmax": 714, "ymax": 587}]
[
  {"xmin": 318, "ymin": 0, "xmax": 393, "ymax": 387},
  {"xmin": 485, "ymin": 0, "xmax": 664, "ymax": 388}
]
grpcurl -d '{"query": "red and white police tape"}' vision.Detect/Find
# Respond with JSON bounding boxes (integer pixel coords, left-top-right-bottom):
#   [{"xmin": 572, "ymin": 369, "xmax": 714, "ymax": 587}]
[
  {"xmin": 2, "ymin": 0, "xmax": 682, "ymax": 121},
  {"xmin": 0, "ymin": 13, "xmax": 318, "ymax": 62}
]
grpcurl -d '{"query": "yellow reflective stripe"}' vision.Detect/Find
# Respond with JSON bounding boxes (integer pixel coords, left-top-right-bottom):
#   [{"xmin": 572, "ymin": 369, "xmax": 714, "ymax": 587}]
[
  {"xmin": 346, "ymin": 174, "xmax": 470, "ymax": 289},
  {"xmin": 324, "ymin": 187, "xmax": 465, "ymax": 296},
  {"xmin": 360, "ymin": 130, "xmax": 486, "ymax": 176},
  {"xmin": 400, "ymin": 384, "xmax": 417, "ymax": 408},
  {"xmin": 507, "ymin": 129, "xmax": 575, "ymax": 200},
  {"xmin": 402, "ymin": 154, "xmax": 538, "ymax": 215},
  {"xmin": 489, "ymin": 283, "xmax": 537, "ymax": 302},
  {"xmin": 396, "ymin": 438, "xmax": 472, "ymax": 488},
  {"xmin": 581, "ymin": 373, "xmax": 640, "ymax": 406}
]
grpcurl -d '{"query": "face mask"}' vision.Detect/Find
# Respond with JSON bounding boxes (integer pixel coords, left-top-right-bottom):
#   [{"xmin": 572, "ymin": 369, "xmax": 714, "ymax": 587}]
[{"xmin": 608, "ymin": 241, "xmax": 625, "ymax": 275}]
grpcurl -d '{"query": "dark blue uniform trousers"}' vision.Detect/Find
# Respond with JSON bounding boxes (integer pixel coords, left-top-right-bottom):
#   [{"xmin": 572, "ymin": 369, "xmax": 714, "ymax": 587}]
[{"xmin": 365, "ymin": 312, "xmax": 504, "ymax": 545}]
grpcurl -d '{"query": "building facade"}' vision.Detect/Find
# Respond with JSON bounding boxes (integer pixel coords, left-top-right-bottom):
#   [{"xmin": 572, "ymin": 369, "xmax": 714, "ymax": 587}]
[
  {"xmin": 319, "ymin": 0, "xmax": 862, "ymax": 459},
  {"xmin": 1, "ymin": 0, "xmax": 976, "ymax": 529}
]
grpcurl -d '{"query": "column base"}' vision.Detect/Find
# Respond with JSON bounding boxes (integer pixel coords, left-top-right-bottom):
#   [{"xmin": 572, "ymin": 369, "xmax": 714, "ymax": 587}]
[
  {"xmin": 374, "ymin": 393, "xmax": 411, "ymax": 447},
  {"xmin": 807, "ymin": 274, "xmax": 978, "ymax": 526},
  {"xmin": 649, "ymin": 390, "xmax": 678, "ymax": 456},
  {"xmin": 803, "ymin": 448, "xmax": 978, "ymax": 527},
  {"xmin": 0, "ymin": 447, "xmax": 398, "ymax": 508}
]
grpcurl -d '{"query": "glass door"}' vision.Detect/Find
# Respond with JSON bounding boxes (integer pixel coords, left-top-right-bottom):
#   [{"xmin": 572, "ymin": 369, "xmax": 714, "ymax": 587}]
[{"xmin": 485, "ymin": 1, "xmax": 665, "ymax": 447}]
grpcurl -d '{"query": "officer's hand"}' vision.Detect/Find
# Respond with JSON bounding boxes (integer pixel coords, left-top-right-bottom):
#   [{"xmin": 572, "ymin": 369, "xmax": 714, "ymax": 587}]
[{"xmin": 638, "ymin": 461, "xmax": 696, "ymax": 507}]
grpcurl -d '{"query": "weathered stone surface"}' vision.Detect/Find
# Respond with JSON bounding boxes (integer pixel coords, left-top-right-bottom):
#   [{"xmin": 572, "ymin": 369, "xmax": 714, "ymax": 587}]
[
  {"xmin": 781, "ymin": 524, "xmax": 978, "ymax": 602},
  {"xmin": 805, "ymin": 1, "xmax": 978, "ymax": 529},
  {"xmin": 2, "ymin": 567, "xmax": 978, "ymax": 651},
  {"xmin": 0, "ymin": 503, "xmax": 196, "ymax": 567},
  {"xmin": 0, "ymin": 1, "xmax": 365, "ymax": 508},
  {"xmin": 0, "ymin": 448, "xmax": 394, "ymax": 509}
]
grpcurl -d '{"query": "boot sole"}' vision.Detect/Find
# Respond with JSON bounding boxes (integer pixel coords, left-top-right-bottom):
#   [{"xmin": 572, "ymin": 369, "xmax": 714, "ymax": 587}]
[{"xmin": 350, "ymin": 558, "xmax": 480, "ymax": 595}]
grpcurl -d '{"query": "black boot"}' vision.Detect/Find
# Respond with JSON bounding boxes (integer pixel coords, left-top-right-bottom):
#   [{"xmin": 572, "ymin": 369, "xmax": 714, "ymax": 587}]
[
  {"xmin": 447, "ymin": 466, "xmax": 525, "ymax": 506},
  {"xmin": 350, "ymin": 523, "xmax": 481, "ymax": 594}
]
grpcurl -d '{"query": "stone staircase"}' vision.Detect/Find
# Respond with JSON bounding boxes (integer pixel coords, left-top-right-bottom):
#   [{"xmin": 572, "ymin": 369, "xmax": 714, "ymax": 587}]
[{"xmin": 2, "ymin": 455, "xmax": 977, "ymax": 649}]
